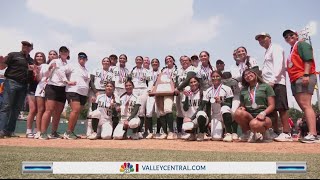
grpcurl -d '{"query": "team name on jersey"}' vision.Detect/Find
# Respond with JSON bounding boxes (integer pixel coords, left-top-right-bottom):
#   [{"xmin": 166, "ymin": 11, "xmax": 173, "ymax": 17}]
[{"xmin": 187, "ymin": 99, "xmax": 201, "ymax": 107}]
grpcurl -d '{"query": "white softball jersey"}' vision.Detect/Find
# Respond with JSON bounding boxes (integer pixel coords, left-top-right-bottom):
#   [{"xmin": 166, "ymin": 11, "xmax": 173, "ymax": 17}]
[
  {"xmin": 92, "ymin": 68, "xmax": 113, "ymax": 91},
  {"xmin": 65, "ymin": 63, "xmax": 91, "ymax": 96},
  {"xmin": 112, "ymin": 66, "xmax": 129, "ymax": 89},
  {"xmin": 146, "ymin": 69, "xmax": 161, "ymax": 91},
  {"xmin": 161, "ymin": 67, "xmax": 178, "ymax": 83},
  {"xmin": 120, "ymin": 93, "xmax": 141, "ymax": 121},
  {"xmin": 203, "ymin": 84, "xmax": 233, "ymax": 119},
  {"xmin": 181, "ymin": 89, "xmax": 202, "ymax": 118},
  {"xmin": 131, "ymin": 67, "xmax": 148, "ymax": 89},
  {"xmin": 196, "ymin": 65, "xmax": 216, "ymax": 91},
  {"xmin": 234, "ymin": 57, "xmax": 258, "ymax": 82},
  {"xmin": 96, "ymin": 94, "xmax": 120, "ymax": 125},
  {"xmin": 35, "ymin": 64, "xmax": 49, "ymax": 97},
  {"xmin": 47, "ymin": 58, "xmax": 69, "ymax": 87}
]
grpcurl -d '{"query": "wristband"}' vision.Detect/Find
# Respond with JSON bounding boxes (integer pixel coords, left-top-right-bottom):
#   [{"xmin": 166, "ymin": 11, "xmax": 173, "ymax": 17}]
[{"xmin": 259, "ymin": 111, "xmax": 266, "ymax": 117}]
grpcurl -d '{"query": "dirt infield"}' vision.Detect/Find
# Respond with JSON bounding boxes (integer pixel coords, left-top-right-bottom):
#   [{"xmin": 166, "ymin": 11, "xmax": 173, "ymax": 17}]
[{"xmin": 1, "ymin": 137, "xmax": 320, "ymax": 154}]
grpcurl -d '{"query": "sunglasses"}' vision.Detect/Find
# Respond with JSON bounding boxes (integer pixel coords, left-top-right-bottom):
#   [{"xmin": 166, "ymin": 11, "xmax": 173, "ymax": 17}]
[{"xmin": 285, "ymin": 33, "xmax": 295, "ymax": 39}]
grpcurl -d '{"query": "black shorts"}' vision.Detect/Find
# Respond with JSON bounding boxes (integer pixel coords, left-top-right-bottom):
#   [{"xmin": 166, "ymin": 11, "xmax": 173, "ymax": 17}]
[
  {"xmin": 66, "ymin": 92, "xmax": 88, "ymax": 106},
  {"xmin": 273, "ymin": 84, "xmax": 289, "ymax": 111},
  {"xmin": 45, "ymin": 85, "xmax": 66, "ymax": 103}
]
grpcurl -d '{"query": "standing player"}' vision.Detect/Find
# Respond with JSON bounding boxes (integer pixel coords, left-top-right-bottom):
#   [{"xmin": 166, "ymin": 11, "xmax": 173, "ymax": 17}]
[{"xmin": 112, "ymin": 54, "xmax": 129, "ymax": 98}]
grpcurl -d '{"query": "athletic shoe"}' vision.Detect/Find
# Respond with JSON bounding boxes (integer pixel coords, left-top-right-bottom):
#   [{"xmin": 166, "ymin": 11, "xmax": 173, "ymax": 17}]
[
  {"xmin": 177, "ymin": 133, "xmax": 182, "ymax": 139},
  {"xmin": 268, "ymin": 129, "xmax": 278, "ymax": 140},
  {"xmin": 212, "ymin": 134, "xmax": 222, "ymax": 141},
  {"xmin": 197, "ymin": 133, "xmax": 205, "ymax": 141},
  {"xmin": 138, "ymin": 132, "xmax": 144, "ymax": 139},
  {"xmin": 181, "ymin": 133, "xmax": 191, "ymax": 140},
  {"xmin": 26, "ymin": 133, "xmax": 34, "ymax": 139},
  {"xmin": 0, "ymin": 131, "xmax": 5, "ymax": 139},
  {"xmin": 167, "ymin": 132, "xmax": 176, "ymax": 140},
  {"xmin": 63, "ymin": 132, "xmax": 78, "ymax": 140},
  {"xmin": 223, "ymin": 133, "xmax": 233, "ymax": 142},
  {"xmin": 204, "ymin": 134, "xmax": 212, "ymax": 140},
  {"xmin": 300, "ymin": 133, "xmax": 320, "ymax": 143},
  {"xmin": 88, "ymin": 132, "xmax": 98, "ymax": 140},
  {"xmin": 131, "ymin": 133, "xmax": 140, "ymax": 140},
  {"xmin": 49, "ymin": 131, "xmax": 62, "ymax": 139},
  {"xmin": 274, "ymin": 133, "xmax": 293, "ymax": 142},
  {"xmin": 39, "ymin": 133, "xmax": 49, "ymax": 140},
  {"xmin": 34, "ymin": 132, "xmax": 41, "ymax": 139},
  {"xmin": 7, "ymin": 132, "xmax": 20, "ymax": 138},
  {"xmin": 248, "ymin": 132, "xmax": 263, "ymax": 143},
  {"xmin": 146, "ymin": 133, "xmax": 154, "ymax": 139},
  {"xmin": 155, "ymin": 133, "xmax": 161, "ymax": 139},
  {"xmin": 187, "ymin": 134, "xmax": 196, "ymax": 141},
  {"xmin": 239, "ymin": 131, "xmax": 250, "ymax": 142},
  {"xmin": 232, "ymin": 133, "xmax": 239, "ymax": 140},
  {"xmin": 158, "ymin": 133, "xmax": 168, "ymax": 140}
]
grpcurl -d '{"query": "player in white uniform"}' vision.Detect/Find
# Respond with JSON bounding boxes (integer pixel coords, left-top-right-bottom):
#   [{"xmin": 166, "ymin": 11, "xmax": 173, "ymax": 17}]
[
  {"xmin": 88, "ymin": 82, "xmax": 120, "ymax": 140},
  {"xmin": 130, "ymin": 56, "xmax": 149, "ymax": 138},
  {"xmin": 39, "ymin": 46, "xmax": 74, "ymax": 140},
  {"xmin": 34, "ymin": 50, "xmax": 58, "ymax": 139},
  {"xmin": 203, "ymin": 71, "xmax": 234, "ymax": 141},
  {"xmin": 112, "ymin": 54, "xmax": 129, "ymax": 98},
  {"xmin": 181, "ymin": 77, "xmax": 208, "ymax": 141},
  {"xmin": 155, "ymin": 55, "xmax": 178, "ymax": 140},
  {"xmin": 145, "ymin": 58, "xmax": 161, "ymax": 139},
  {"xmin": 64, "ymin": 52, "xmax": 92, "ymax": 140},
  {"xmin": 113, "ymin": 80, "xmax": 142, "ymax": 140},
  {"xmin": 175, "ymin": 56, "xmax": 198, "ymax": 138},
  {"xmin": 86, "ymin": 57, "xmax": 113, "ymax": 138}
]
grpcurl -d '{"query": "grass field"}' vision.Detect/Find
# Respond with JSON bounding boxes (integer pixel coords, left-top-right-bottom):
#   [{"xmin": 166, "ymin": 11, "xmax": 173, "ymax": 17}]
[{"xmin": 0, "ymin": 146, "xmax": 319, "ymax": 179}]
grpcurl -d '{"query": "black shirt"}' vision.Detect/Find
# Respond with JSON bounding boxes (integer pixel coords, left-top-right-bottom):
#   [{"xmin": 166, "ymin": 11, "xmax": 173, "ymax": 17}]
[{"xmin": 5, "ymin": 51, "xmax": 34, "ymax": 84}]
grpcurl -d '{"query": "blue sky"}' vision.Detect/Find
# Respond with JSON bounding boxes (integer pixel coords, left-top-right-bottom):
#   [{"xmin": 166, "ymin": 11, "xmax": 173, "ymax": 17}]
[{"xmin": 0, "ymin": 0, "xmax": 319, "ymax": 109}]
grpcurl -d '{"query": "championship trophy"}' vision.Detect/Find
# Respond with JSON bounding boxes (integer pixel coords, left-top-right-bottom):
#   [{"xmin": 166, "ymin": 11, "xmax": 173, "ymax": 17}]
[{"xmin": 149, "ymin": 72, "xmax": 175, "ymax": 96}]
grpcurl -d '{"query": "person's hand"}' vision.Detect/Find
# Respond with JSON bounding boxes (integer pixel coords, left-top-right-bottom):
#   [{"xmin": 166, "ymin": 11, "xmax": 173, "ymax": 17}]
[
  {"xmin": 268, "ymin": 82, "xmax": 274, "ymax": 88},
  {"xmin": 183, "ymin": 117, "xmax": 192, "ymax": 123},
  {"xmin": 49, "ymin": 63, "xmax": 57, "ymax": 70},
  {"xmin": 91, "ymin": 96, "xmax": 97, "ymax": 102},
  {"xmin": 256, "ymin": 111, "xmax": 266, "ymax": 121},
  {"xmin": 0, "ymin": 56, "xmax": 5, "ymax": 63},
  {"xmin": 116, "ymin": 106, "xmax": 121, "ymax": 112},
  {"xmin": 174, "ymin": 89, "xmax": 180, "ymax": 96},
  {"xmin": 214, "ymin": 96, "xmax": 222, "ymax": 103},
  {"xmin": 302, "ymin": 76, "xmax": 310, "ymax": 86},
  {"xmin": 67, "ymin": 81, "xmax": 77, "ymax": 86},
  {"xmin": 123, "ymin": 120, "xmax": 129, "ymax": 129},
  {"xmin": 28, "ymin": 65, "xmax": 35, "ymax": 71}
]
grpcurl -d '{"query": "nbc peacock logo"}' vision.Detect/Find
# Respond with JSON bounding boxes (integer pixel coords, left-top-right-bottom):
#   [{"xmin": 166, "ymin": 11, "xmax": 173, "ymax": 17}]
[{"xmin": 120, "ymin": 162, "xmax": 138, "ymax": 174}]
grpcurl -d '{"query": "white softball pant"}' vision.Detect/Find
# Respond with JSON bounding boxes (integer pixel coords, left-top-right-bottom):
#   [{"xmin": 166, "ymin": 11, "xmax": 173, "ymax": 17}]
[{"xmin": 133, "ymin": 88, "xmax": 148, "ymax": 117}]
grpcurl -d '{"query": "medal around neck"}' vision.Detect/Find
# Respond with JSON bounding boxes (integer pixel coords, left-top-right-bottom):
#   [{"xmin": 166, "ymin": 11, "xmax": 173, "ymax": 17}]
[{"xmin": 251, "ymin": 103, "xmax": 258, "ymax": 109}]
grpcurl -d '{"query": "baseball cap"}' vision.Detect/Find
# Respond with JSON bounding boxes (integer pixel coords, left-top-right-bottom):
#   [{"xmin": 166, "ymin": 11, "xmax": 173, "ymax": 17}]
[
  {"xmin": 216, "ymin": 59, "xmax": 224, "ymax": 65},
  {"xmin": 59, "ymin": 46, "xmax": 69, "ymax": 52},
  {"xmin": 282, "ymin": 29, "xmax": 298, "ymax": 37},
  {"xmin": 255, "ymin": 32, "xmax": 271, "ymax": 40},
  {"xmin": 78, "ymin": 52, "xmax": 88, "ymax": 59},
  {"xmin": 191, "ymin": 55, "xmax": 199, "ymax": 60},
  {"xmin": 21, "ymin": 41, "xmax": 33, "ymax": 47}
]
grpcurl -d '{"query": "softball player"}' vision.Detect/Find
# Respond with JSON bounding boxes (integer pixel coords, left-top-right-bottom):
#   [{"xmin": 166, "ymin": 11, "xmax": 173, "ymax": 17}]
[
  {"xmin": 145, "ymin": 58, "xmax": 161, "ymax": 139},
  {"xmin": 130, "ymin": 56, "xmax": 149, "ymax": 139},
  {"xmin": 112, "ymin": 54, "xmax": 129, "ymax": 98},
  {"xmin": 203, "ymin": 71, "xmax": 234, "ymax": 141},
  {"xmin": 155, "ymin": 55, "xmax": 178, "ymax": 140},
  {"xmin": 86, "ymin": 57, "xmax": 113, "ymax": 138},
  {"xmin": 88, "ymin": 82, "xmax": 120, "ymax": 140},
  {"xmin": 113, "ymin": 80, "xmax": 142, "ymax": 140},
  {"xmin": 175, "ymin": 55, "xmax": 198, "ymax": 138},
  {"xmin": 181, "ymin": 77, "xmax": 208, "ymax": 141}
]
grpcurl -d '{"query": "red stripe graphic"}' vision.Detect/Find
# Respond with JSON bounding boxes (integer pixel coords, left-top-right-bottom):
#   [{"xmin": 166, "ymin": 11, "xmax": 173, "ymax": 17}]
[{"xmin": 136, "ymin": 164, "xmax": 139, "ymax": 172}]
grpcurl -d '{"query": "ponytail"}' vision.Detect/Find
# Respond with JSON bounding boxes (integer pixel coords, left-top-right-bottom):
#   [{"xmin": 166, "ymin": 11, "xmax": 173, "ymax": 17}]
[
  {"xmin": 245, "ymin": 56, "xmax": 251, "ymax": 69},
  {"xmin": 208, "ymin": 61, "xmax": 214, "ymax": 72}
]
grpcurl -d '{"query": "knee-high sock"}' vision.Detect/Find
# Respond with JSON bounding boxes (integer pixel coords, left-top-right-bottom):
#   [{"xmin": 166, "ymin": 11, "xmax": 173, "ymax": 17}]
[
  {"xmin": 156, "ymin": 118, "xmax": 161, "ymax": 133},
  {"xmin": 223, "ymin": 113, "xmax": 233, "ymax": 134},
  {"xmin": 147, "ymin": 117, "xmax": 153, "ymax": 133},
  {"xmin": 160, "ymin": 116, "xmax": 168, "ymax": 134},
  {"xmin": 176, "ymin": 117, "xmax": 183, "ymax": 133},
  {"xmin": 139, "ymin": 117, "xmax": 145, "ymax": 132},
  {"xmin": 92, "ymin": 118, "xmax": 99, "ymax": 132},
  {"xmin": 112, "ymin": 116, "xmax": 119, "ymax": 130},
  {"xmin": 197, "ymin": 115, "xmax": 207, "ymax": 133},
  {"xmin": 166, "ymin": 113, "xmax": 174, "ymax": 133},
  {"xmin": 232, "ymin": 120, "xmax": 238, "ymax": 134}
]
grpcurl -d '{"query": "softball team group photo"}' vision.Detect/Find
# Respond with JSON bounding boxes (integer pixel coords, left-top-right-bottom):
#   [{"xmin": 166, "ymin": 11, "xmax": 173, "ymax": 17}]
[{"xmin": 0, "ymin": 29, "xmax": 319, "ymax": 144}]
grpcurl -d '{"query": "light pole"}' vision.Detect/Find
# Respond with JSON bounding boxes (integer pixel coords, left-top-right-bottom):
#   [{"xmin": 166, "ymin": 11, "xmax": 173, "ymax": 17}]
[{"xmin": 299, "ymin": 25, "xmax": 320, "ymax": 111}]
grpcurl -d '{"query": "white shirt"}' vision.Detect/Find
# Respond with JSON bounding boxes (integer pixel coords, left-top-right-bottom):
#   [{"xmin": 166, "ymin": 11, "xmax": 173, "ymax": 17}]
[
  {"xmin": 177, "ymin": 66, "xmax": 198, "ymax": 87},
  {"xmin": 146, "ymin": 69, "xmax": 161, "ymax": 91},
  {"xmin": 181, "ymin": 89, "xmax": 201, "ymax": 118},
  {"xmin": 234, "ymin": 57, "xmax": 258, "ymax": 82},
  {"xmin": 36, "ymin": 64, "xmax": 49, "ymax": 91},
  {"xmin": 262, "ymin": 43, "xmax": 286, "ymax": 85},
  {"xmin": 120, "ymin": 93, "xmax": 141, "ymax": 120},
  {"xmin": 204, "ymin": 84, "xmax": 233, "ymax": 118},
  {"xmin": 47, "ymin": 58, "xmax": 69, "ymax": 87},
  {"xmin": 92, "ymin": 68, "xmax": 113, "ymax": 91},
  {"xmin": 112, "ymin": 66, "xmax": 129, "ymax": 89},
  {"xmin": 96, "ymin": 94, "xmax": 120, "ymax": 124},
  {"xmin": 130, "ymin": 67, "xmax": 148, "ymax": 89},
  {"xmin": 197, "ymin": 64, "xmax": 216, "ymax": 91},
  {"xmin": 65, "ymin": 63, "xmax": 91, "ymax": 96},
  {"xmin": 161, "ymin": 67, "xmax": 178, "ymax": 83}
]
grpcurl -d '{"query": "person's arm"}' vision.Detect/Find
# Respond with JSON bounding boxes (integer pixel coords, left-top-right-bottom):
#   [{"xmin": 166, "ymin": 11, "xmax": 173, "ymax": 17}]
[
  {"xmin": 128, "ymin": 104, "xmax": 141, "ymax": 121},
  {"xmin": 298, "ymin": 41, "xmax": 314, "ymax": 86},
  {"xmin": 89, "ymin": 74, "xmax": 98, "ymax": 94},
  {"xmin": 177, "ymin": 71, "xmax": 196, "ymax": 91},
  {"xmin": 221, "ymin": 97, "xmax": 233, "ymax": 108},
  {"xmin": 256, "ymin": 85, "xmax": 275, "ymax": 120},
  {"xmin": 0, "ymin": 53, "xmax": 13, "ymax": 69}
]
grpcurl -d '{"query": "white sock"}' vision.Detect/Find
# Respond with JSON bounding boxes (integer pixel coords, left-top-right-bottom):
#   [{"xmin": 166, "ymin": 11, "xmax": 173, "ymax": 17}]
[{"xmin": 26, "ymin": 129, "xmax": 32, "ymax": 134}]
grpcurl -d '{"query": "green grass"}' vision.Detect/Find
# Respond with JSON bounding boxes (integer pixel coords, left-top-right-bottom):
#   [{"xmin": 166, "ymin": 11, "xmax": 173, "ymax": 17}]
[{"xmin": 0, "ymin": 146, "xmax": 319, "ymax": 179}]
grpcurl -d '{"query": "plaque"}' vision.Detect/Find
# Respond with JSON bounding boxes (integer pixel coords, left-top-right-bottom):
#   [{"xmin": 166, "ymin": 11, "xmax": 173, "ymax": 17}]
[{"xmin": 149, "ymin": 73, "xmax": 175, "ymax": 96}]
